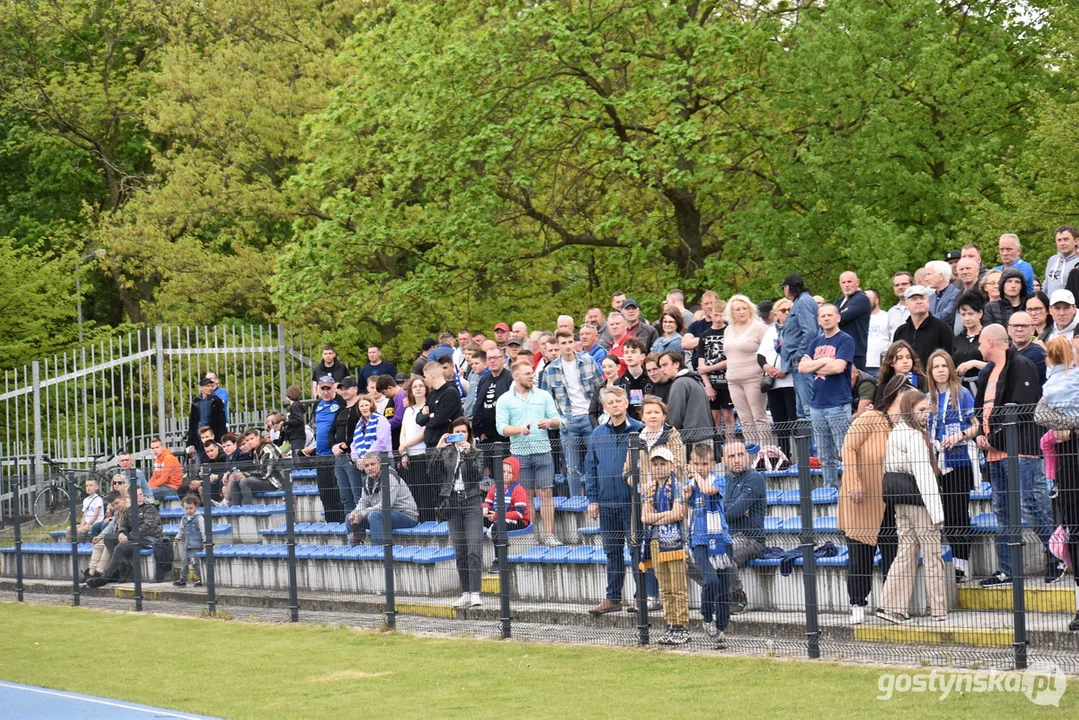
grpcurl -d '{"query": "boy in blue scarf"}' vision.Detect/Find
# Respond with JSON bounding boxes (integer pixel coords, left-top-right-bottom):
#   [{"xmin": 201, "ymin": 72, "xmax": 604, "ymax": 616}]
[
  {"xmin": 641, "ymin": 446, "xmax": 688, "ymax": 645},
  {"xmin": 685, "ymin": 443, "xmax": 733, "ymax": 648}
]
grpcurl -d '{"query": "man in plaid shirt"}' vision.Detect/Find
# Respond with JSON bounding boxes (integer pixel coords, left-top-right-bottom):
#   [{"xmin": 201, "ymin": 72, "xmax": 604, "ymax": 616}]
[{"xmin": 539, "ymin": 330, "xmax": 604, "ymax": 497}]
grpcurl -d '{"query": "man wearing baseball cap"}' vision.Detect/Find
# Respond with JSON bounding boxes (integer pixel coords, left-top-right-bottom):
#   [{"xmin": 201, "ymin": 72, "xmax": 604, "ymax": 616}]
[
  {"xmin": 1045, "ymin": 289, "xmax": 1079, "ymax": 342},
  {"xmin": 308, "ymin": 375, "xmax": 345, "ymax": 523},
  {"xmin": 891, "ymin": 285, "xmax": 954, "ymax": 366},
  {"xmin": 493, "ymin": 322, "xmax": 511, "ymax": 348}
]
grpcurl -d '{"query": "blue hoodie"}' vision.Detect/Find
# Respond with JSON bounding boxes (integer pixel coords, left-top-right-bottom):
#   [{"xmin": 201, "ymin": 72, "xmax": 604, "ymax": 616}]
[{"xmin": 583, "ymin": 416, "xmax": 645, "ymax": 505}]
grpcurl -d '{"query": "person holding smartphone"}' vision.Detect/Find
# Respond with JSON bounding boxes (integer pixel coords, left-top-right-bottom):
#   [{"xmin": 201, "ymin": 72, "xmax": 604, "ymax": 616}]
[{"xmin": 436, "ymin": 417, "xmax": 486, "ymax": 609}]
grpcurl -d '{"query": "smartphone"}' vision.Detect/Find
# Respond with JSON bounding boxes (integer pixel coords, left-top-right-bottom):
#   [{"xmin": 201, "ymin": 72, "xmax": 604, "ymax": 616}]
[{"xmin": 446, "ymin": 432, "xmax": 465, "ymax": 444}]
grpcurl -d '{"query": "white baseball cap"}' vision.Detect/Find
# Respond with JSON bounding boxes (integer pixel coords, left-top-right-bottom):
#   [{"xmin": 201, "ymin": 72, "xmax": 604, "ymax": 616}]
[{"xmin": 1050, "ymin": 289, "xmax": 1076, "ymax": 307}]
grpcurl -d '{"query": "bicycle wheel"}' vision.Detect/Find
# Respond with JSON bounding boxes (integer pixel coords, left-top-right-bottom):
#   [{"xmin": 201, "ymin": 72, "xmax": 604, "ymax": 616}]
[{"xmin": 33, "ymin": 484, "xmax": 70, "ymax": 527}]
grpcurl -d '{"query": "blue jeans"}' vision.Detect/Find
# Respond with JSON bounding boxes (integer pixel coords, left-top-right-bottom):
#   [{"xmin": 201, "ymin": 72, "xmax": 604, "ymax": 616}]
[
  {"xmin": 793, "ymin": 372, "xmax": 814, "ymax": 420},
  {"xmin": 598, "ymin": 503, "xmax": 658, "ymax": 602},
  {"xmin": 560, "ymin": 414, "xmax": 593, "ymax": 497},
  {"xmin": 810, "ymin": 405, "xmax": 850, "ymax": 489},
  {"xmin": 690, "ymin": 545, "xmax": 731, "ymax": 630},
  {"xmin": 988, "ymin": 459, "xmax": 1054, "ymax": 575},
  {"xmin": 334, "ymin": 454, "xmax": 363, "ymax": 515},
  {"xmin": 366, "ymin": 510, "xmax": 419, "ymax": 546}
]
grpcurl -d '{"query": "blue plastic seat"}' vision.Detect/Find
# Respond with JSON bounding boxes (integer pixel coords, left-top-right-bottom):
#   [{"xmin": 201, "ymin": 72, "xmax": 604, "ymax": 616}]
[
  {"xmin": 764, "ymin": 516, "xmax": 784, "ymax": 532},
  {"xmin": 778, "ymin": 489, "xmax": 800, "ymax": 505},
  {"xmin": 509, "ymin": 546, "xmax": 548, "ymax": 563},
  {"xmin": 396, "ymin": 521, "xmax": 438, "ymax": 537},
  {"xmin": 811, "ymin": 487, "xmax": 838, "ymax": 504},
  {"xmin": 766, "ymin": 489, "xmax": 783, "ymax": 505},
  {"xmin": 971, "ymin": 512, "xmax": 998, "ymax": 533},
  {"xmin": 813, "ymin": 516, "xmax": 838, "ymax": 532}
]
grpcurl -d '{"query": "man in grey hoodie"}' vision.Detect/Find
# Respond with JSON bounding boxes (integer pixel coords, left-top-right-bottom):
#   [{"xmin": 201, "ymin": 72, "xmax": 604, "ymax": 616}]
[
  {"xmin": 347, "ymin": 453, "xmax": 419, "ymax": 546},
  {"xmin": 657, "ymin": 350, "xmax": 715, "ymax": 447}
]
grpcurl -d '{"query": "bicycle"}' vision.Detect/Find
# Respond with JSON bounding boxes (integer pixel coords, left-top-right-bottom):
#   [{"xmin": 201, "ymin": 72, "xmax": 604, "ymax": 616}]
[{"xmin": 32, "ymin": 454, "xmax": 109, "ymax": 527}]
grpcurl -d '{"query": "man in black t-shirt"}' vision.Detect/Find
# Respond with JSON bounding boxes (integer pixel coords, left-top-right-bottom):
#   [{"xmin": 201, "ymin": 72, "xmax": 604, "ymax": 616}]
[
  {"xmin": 614, "ymin": 338, "xmax": 649, "ymax": 420},
  {"xmin": 472, "ymin": 346, "xmax": 513, "ymax": 444},
  {"xmin": 311, "ymin": 344, "xmax": 349, "ymax": 398}
]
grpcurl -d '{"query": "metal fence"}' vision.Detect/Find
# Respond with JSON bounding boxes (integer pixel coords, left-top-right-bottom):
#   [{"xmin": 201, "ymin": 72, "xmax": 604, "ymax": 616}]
[
  {"xmin": 0, "ymin": 325, "xmax": 314, "ymax": 522},
  {"xmin": 4, "ymin": 409, "xmax": 1078, "ymax": 671}
]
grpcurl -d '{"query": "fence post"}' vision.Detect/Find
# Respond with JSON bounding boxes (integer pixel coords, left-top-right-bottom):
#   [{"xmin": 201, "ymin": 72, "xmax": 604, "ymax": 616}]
[
  {"xmin": 794, "ymin": 419, "xmax": 820, "ymax": 659},
  {"xmin": 1003, "ymin": 403, "xmax": 1028, "ymax": 670},
  {"xmin": 128, "ymin": 480, "xmax": 142, "ymax": 612},
  {"xmin": 284, "ymin": 459, "xmax": 299, "ymax": 622},
  {"xmin": 69, "ymin": 472, "xmax": 80, "ymax": 607},
  {"xmin": 492, "ymin": 445, "xmax": 511, "ymax": 639},
  {"xmin": 155, "ymin": 326, "xmax": 166, "ymax": 443},
  {"xmin": 14, "ymin": 475, "xmax": 23, "ymax": 601},
  {"xmin": 32, "ymin": 361, "xmax": 43, "ymax": 487},
  {"xmin": 201, "ymin": 480, "xmax": 216, "ymax": 616},
  {"xmin": 380, "ymin": 453, "xmax": 396, "ymax": 629},
  {"xmin": 277, "ymin": 325, "xmax": 288, "ymax": 407},
  {"xmin": 629, "ymin": 433, "xmax": 648, "ymax": 646}
]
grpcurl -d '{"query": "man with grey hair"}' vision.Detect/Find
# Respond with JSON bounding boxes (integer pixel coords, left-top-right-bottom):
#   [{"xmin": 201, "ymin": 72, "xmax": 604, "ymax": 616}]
[
  {"xmin": 925, "ymin": 260, "xmax": 959, "ymax": 324},
  {"xmin": 664, "ymin": 288, "xmax": 695, "ymax": 328},
  {"xmin": 993, "ymin": 233, "xmax": 1036, "ymax": 292},
  {"xmin": 579, "ymin": 323, "xmax": 607, "ymax": 364},
  {"xmin": 556, "ymin": 315, "xmax": 575, "ymax": 335},
  {"xmin": 1046, "ymin": 225, "xmax": 1079, "ymax": 297}
]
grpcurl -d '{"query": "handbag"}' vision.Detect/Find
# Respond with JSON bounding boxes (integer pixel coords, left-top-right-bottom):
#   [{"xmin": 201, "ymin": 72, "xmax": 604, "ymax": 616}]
[
  {"xmin": 882, "ymin": 471, "xmax": 923, "ymax": 506},
  {"xmin": 760, "ymin": 373, "xmax": 776, "ymax": 393}
]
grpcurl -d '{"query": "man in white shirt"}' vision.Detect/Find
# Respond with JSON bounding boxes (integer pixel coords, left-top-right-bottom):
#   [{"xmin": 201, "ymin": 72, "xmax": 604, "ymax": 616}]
[
  {"xmin": 865, "ymin": 289, "xmax": 890, "ymax": 379},
  {"xmin": 886, "ymin": 271, "xmax": 912, "ymax": 341}
]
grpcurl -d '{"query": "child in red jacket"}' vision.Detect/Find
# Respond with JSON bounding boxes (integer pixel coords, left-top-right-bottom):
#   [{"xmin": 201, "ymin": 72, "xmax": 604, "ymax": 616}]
[{"xmin": 483, "ymin": 457, "xmax": 531, "ymax": 529}]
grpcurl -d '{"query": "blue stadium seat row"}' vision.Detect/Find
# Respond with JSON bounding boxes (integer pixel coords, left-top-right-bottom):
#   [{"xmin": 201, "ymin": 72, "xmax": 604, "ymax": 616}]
[
  {"xmin": 159, "ymin": 503, "xmax": 285, "ymax": 519},
  {"xmin": 508, "ymin": 545, "xmax": 625, "ymax": 565},
  {"xmin": 530, "ymin": 496, "xmax": 590, "ymax": 512},
  {"xmin": 253, "ymin": 484, "xmax": 320, "ymax": 499},
  {"xmin": 162, "ymin": 523, "xmax": 232, "ymax": 536},
  {"xmin": 0, "ymin": 542, "xmax": 151, "ymax": 556},
  {"xmin": 198, "ymin": 543, "xmax": 454, "ymax": 564}
]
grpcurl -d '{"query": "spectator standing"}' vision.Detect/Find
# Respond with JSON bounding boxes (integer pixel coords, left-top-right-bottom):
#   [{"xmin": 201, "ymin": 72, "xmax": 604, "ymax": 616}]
[
  {"xmin": 580, "ymin": 323, "xmax": 607, "ymax": 365},
  {"xmin": 205, "ymin": 372, "xmax": 229, "ymax": 426},
  {"xmin": 664, "ymin": 289, "xmax": 696, "ymax": 328},
  {"xmin": 461, "ymin": 345, "xmax": 487, "ymax": 418},
  {"xmin": 606, "ymin": 312, "xmax": 630, "ymax": 361},
  {"xmin": 350, "ymin": 392, "xmax": 392, "ymax": 464},
  {"xmin": 330, "ymin": 377, "xmax": 363, "ymax": 514},
  {"xmin": 875, "ymin": 390, "xmax": 948, "ymax": 625},
  {"xmin": 873, "ymin": 340, "xmax": 928, "ymax": 407},
  {"xmin": 186, "ymin": 378, "xmax": 226, "ymax": 459},
  {"xmin": 589, "ymin": 356, "xmax": 623, "ymax": 426},
  {"xmin": 651, "ymin": 310, "xmax": 685, "ymax": 354},
  {"xmin": 615, "ymin": 338, "xmax": 650, "ymax": 420},
  {"xmin": 993, "ymin": 233, "xmax": 1036, "ymax": 292},
  {"xmin": 975, "ymin": 324, "xmax": 1056, "ymax": 587},
  {"xmin": 983, "ymin": 267, "xmax": 1029, "ymax": 328},
  {"xmin": 981, "ymin": 269, "xmax": 1003, "ymax": 302},
  {"xmin": 452, "ymin": 330, "xmax": 473, "ymax": 375},
  {"xmin": 472, "ymin": 346, "xmax": 512, "ymax": 444},
  {"xmin": 722, "ymin": 295, "xmax": 770, "ymax": 447},
  {"xmin": 926, "ymin": 260, "xmax": 959, "ymax": 326},
  {"xmin": 311, "ymin": 345, "xmax": 349, "ymax": 399},
  {"xmin": 684, "ymin": 443, "xmax": 732, "ymax": 646},
  {"xmin": 308, "ymin": 376, "xmax": 344, "ymax": 523},
  {"xmin": 621, "ymin": 298, "xmax": 659, "ymax": 351},
  {"xmin": 658, "ymin": 350, "xmax": 715, "ymax": 447},
  {"xmin": 886, "ymin": 272, "xmax": 913, "ymax": 342},
  {"xmin": 357, "ymin": 345, "xmax": 397, "ymax": 384},
  {"xmin": 411, "ymin": 338, "xmax": 438, "ymax": 376},
  {"xmin": 585, "ymin": 387, "xmax": 645, "ymax": 615},
  {"xmin": 836, "ymin": 271, "xmax": 871, "ymax": 371},
  {"xmin": 865, "ymin": 289, "xmax": 890, "ymax": 379},
  {"xmin": 282, "ymin": 385, "xmax": 308, "ymax": 455},
  {"xmin": 645, "ymin": 355, "xmax": 670, "ymax": 403},
  {"xmin": 1045, "ymin": 289, "xmax": 1079, "ymax": 345},
  {"xmin": 780, "ymin": 274, "xmax": 820, "ymax": 420},
  {"xmin": 493, "ymin": 322, "xmax": 512, "ymax": 349},
  {"xmin": 148, "ymin": 438, "xmax": 182, "ymax": 502},
  {"xmin": 760, "ymin": 297, "xmax": 797, "ymax": 459},
  {"xmin": 952, "ymin": 291, "xmax": 986, "ymax": 395},
  {"xmin": 417, "ymin": 362, "xmax": 464, "ymax": 450},
  {"xmin": 437, "ymin": 418, "xmax": 486, "ymax": 609},
  {"xmin": 1025, "ymin": 292, "xmax": 1051, "ymax": 339},
  {"xmin": 641, "ymin": 446, "xmax": 690, "ymax": 645},
  {"xmin": 799, "ymin": 304, "xmax": 855, "ymax": 490},
  {"xmin": 722, "ymin": 439, "xmax": 765, "ymax": 614},
  {"xmin": 892, "ymin": 285, "xmax": 954, "ymax": 367},
  {"xmin": 541, "ymin": 330, "xmax": 604, "ymax": 497},
  {"xmin": 173, "ymin": 494, "xmax": 203, "ymax": 587},
  {"xmin": 496, "ymin": 360, "xmax": 561, "ymax": 544},
  {"xmin": 428, "ymin": 332, "xmax": 456, "ymax": 363},
  {"xmin": 398, "ymin": 377, "xmax": 433, "ymax": 519},
  {"xmin": 376, "ymin": 375, "xmax": 406, "ymax": 450},
  {"xmin": 1007, "ymin": 311, "xmax": 1048, "ymax": 385},
  {"xmin": 696, "ymin": 301, "xmax": 735, "ymax": 435}
]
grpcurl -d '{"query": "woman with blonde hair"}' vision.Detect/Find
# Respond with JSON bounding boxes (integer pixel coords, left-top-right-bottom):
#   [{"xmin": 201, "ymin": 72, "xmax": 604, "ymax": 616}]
[
  {"xmin": 723, "ymin": 294, "xmax": 770, "ymax": 446},
  {"xmin": 876, "ymin": 389, "xmax": 947, "ymax": 624},
  {"xmin": 926, "ymin": 349, "xmax": 977, "ymax": 583}
]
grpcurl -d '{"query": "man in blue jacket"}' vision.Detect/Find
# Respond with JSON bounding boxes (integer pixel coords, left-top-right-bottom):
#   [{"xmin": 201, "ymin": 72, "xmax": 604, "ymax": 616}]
[
  {"xmin": 722, "ymin": 439, "xmax": 766, "ymax": 614},
  {"xmin": 583, "ymin": 386, "xmax": 645, "ymax": 615},
  {"xmin": 780, "ymin": 273, "xmax": 819, "ymax": 419}
]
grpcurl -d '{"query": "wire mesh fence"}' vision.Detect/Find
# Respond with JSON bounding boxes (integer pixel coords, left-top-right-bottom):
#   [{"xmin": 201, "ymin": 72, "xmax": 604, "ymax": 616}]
[{"xmin": 3, "ymin": 407, "xmax": 1079, "ymax": 671}]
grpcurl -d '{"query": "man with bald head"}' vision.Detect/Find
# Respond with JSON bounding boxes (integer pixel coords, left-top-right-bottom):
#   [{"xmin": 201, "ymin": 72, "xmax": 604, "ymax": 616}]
[
  {"xmin": 835, "ymin": 271, "xmax": 871, "ymax": 371},
  {"xmin": 1006, "ymin": 311, "xmax": 1046, "ymax": 384},
  {"xmin": 974, "ymin": 323, "xmax": 1056, "ymax": 587}
]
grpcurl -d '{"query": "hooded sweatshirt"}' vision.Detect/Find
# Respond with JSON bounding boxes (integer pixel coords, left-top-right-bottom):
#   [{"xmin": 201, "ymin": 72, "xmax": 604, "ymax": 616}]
[
  {"xmin": 664, "ymin": 369, "xmax": 714, "ymax": 444},
  {"xmin": 483, "ymin": 456, "xmax": 531, "ymax": 525},
  {"xmin": 983, "ymin": 267, "xmax": 1028, "ymax": 328}
]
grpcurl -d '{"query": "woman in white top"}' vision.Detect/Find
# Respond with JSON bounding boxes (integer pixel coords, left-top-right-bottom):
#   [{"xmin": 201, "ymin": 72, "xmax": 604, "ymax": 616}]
[
  {"xmin": 876, "ymin": 389, "xmax": 947, "ymax": 624},
  {"xmin": 759, "ymin": 297, "xmax": 795, "ymax": 459},
  {"xmin": 723, "ymin": 294, "xmax": 771, "ymax": 447},
  {"xmin": 398, "ymin": 377, "xmax": 434, "ymax": 521}
]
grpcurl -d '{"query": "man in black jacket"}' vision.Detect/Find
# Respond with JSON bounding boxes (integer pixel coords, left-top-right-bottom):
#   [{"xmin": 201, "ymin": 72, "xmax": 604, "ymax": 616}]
[
  {"xmin": 186, "ymin": 378, "xmax": 227, "ymax": 457},
  {"xmin": 330, "ymin": 377, "xmax": 363, "ymax": 515},
  {"xmin": 87, "ymin": 487, "xmax": 162, "ymax": 587},
  {"xmin": 417, "ymin": 362, "xmax": 463, "ymax": 446},
  {"xmin": 891, "ymin": 285, "xmax": 955, "ymax": 367},
  {"xmin": 472, "ymin": 347, "xmax": 512, "ymax": 444},
  {"xmin": 974, "ymin": 323, "xmax": 1057, "ymax": 588}
]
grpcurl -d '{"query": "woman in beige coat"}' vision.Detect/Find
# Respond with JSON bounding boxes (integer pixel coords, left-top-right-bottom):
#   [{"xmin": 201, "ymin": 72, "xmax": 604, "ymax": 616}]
[{"xmin": 839, "ymin": 375, "xmax": 906, "ymax": 625}]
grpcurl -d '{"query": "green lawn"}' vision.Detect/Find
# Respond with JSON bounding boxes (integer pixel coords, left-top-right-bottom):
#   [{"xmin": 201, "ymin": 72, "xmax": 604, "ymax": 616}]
[{"xmin": 0, "ymin": 602, "xmax": 1072, "ymax": 719}]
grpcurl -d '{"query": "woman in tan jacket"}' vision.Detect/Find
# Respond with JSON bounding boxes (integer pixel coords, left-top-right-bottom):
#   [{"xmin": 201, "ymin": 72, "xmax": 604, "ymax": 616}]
[{"xmin": 839, "ymin": 375, "xmax": 907, "ymax": 625}]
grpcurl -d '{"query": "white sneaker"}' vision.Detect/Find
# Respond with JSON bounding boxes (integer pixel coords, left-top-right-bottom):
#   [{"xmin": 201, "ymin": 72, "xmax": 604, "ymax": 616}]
[
  {"xmin": 851, "ymin": 605, "xmax": 865, "ymax": 625},
  {"xmin": 469, "ymin": 592, "xmax": 482, "ymax": 608},
  {"xmin": 452, "ymin": 592, "xmax": 470, "ymax": 609}
]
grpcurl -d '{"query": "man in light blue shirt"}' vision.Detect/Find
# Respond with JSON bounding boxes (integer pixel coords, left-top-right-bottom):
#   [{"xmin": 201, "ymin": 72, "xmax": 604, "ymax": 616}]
[
  {"xmin": 993, "ymin": 233, "xmax": 1036, "ymax": 293},
  {"xmin": 496, "ymin": 360, "xmax": 561, "ymax": 546}
]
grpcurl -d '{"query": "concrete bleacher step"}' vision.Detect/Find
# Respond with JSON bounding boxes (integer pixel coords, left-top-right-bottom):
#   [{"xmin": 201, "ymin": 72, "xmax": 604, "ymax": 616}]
[
  {"xmin": 958, "ymin": 582, "xmax": 1077, "ymax": 613},
  {"xmin": 160, "ymin": 504, "xmax": 284, "ymax": 544},
  {"xmin": 854, "ymin": 623, "xmax": 1013, "ymax": 648}
]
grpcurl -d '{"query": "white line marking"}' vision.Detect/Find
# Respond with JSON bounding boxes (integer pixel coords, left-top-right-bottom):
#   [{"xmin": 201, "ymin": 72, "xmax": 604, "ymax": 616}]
[{"xmin": 0, "ymin": 681, "xmax": 212, "ymax": 719}]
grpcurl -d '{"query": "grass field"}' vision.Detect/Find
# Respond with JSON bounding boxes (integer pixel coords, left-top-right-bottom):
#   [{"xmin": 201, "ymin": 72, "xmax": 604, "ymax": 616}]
[{"xmin": 0, "ymin": 602, "xmax": 1073, "ymax": 719}]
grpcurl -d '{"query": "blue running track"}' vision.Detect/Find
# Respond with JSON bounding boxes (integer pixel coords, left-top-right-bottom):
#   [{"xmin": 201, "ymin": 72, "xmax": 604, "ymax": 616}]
[{"xmin": 0, "ymin": 681, "xmax": 221, "ymax": 719}]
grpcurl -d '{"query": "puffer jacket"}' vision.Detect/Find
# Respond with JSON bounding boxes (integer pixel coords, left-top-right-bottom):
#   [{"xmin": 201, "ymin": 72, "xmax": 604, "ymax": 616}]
[{"xmin": 982, "ymin": 267, "xmax": 1028, "ymax": 328}]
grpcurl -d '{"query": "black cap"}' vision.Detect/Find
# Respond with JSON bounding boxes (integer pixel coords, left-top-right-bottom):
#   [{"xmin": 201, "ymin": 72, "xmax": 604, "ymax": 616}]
[
  {"xmin": 421, "ymin": 338, "xmax": 437, "ymax": 351},
  {"xmin": 198, "ymin": 377, "xmax": 214, "ymax": 387},
  {"xmin": 338, "ymin": 377, "xmax": 359, "ymax": 389},
  {"xmin": 780, "ymin": 273, "xmax": 803, "ymax": 288},
  {"xmin": 945, "ymin": 249, "xmax": 961, "ymax": 261},
  {"xmin": 506, "ymin": 337, "xmax": 523, "ymax": 346},
  {"xmin": 395, "ymin": 372, "xmax": 409, "ymax": 383},
  {"xmin": 621, "ymin": 298, "xmax": 640, "ymax": 309},
  {"xmin": 758, "ymin": 300, "xmax": 774, "ymax": 315}
]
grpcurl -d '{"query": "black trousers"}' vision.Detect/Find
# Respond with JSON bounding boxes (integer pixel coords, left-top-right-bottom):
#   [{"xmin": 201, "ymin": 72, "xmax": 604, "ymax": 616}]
[
  {"xmin": 767, "ymin": 386, "xmax": 797, "ymax": 460},
  {"xmin": 314, "ymin": 456, "xmax": 344, "ymax": 524},
  {"xmin": 940, "ymin": 464, "xmax": 973, "ymax": 561},
  {"xmin": 845, "ymin": 502, "xmax": 897, "ymax": 606}
]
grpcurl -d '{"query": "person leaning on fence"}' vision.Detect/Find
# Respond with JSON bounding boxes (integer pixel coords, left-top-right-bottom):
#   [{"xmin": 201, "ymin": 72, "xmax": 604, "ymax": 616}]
[
  {"xmin": 584, "ymin": 386, "xmax": 645, "ymax": 616},
  {"xmin": 87, "ymin": 487, "xmax": 162, "ymax": 588},
  {"xmin": 228, "ymin": 429, "xmax": 286, "ymax": 506},
  {"xmin": 639, "ymin": 446, "xmax": 690, "ymax": 645},
  {"xmin": 173, "ymin": 494, "xmax": 204, "ymax": 587},
  {"xmin": 875, "ymin": 389, "xmax": 948, "ymax": 625},
  {"xmin": 346, "ymin": 453, "xmax": 418, "ymax": 547},
  {"xmin": 148, "ymin": 438, "xmax": 183, "ymax": 503},
  {"xmin": 83, "ymin": 487, "xmax": 127, "ymax": 583},
  {"xmin": 684, "ymin": 443, "xmax": 733, "ymax": 648},
  {"xmin": 436, "ymin": 417, "xmax": 486, "ymax": 610},
  {"xmin": 721, "ymin": 438, "xmax": 765, "ymax": 615},
  {"xmin": 839, "ymin": 375, "xmax": 907, "ymax": 625}
]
